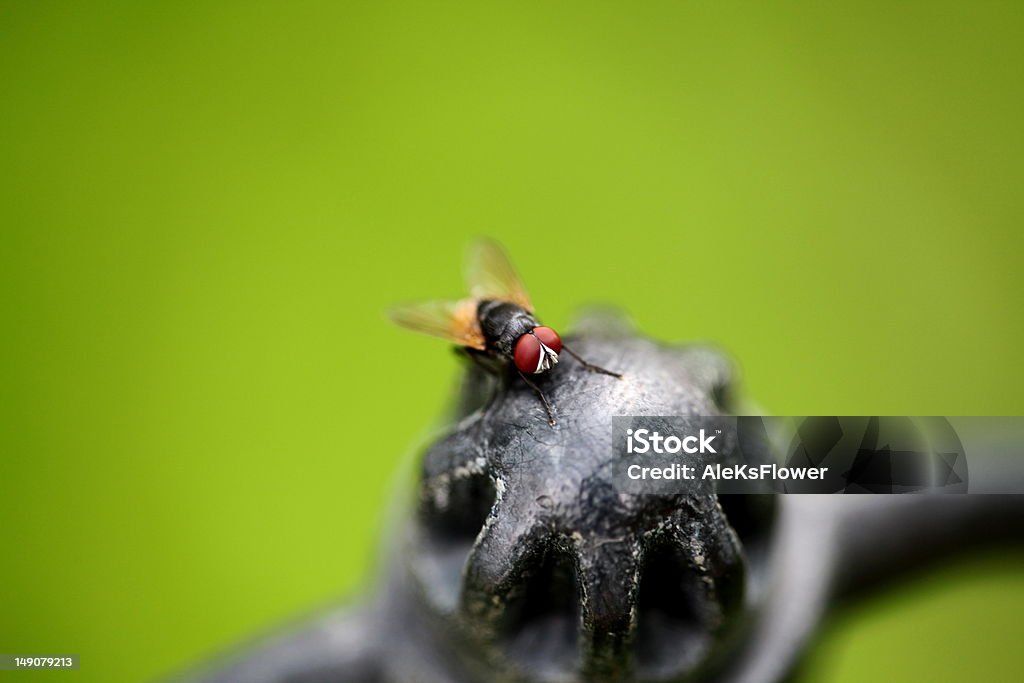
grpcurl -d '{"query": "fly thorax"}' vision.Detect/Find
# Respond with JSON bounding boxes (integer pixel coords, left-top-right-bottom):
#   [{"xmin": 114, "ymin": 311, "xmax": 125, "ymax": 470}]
[{"xmin": 477, "ymin": 300, "xmax": 539, "ymax": 356}]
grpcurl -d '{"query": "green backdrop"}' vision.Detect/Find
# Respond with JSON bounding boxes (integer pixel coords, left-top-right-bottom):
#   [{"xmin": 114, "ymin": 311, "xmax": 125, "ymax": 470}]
[{"xmin": 1, "ymin": 2, "xmax": 1022, "ymax": 681}]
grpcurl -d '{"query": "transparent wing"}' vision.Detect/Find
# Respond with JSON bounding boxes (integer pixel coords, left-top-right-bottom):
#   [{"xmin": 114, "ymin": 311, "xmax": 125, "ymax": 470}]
[
  {"xmin": 388, "ymin": 299, "xmax": 486, "ymax": 350},
  {"xmin": 465, "ymin": 239, "xmax": 533, "ymax": 312}
]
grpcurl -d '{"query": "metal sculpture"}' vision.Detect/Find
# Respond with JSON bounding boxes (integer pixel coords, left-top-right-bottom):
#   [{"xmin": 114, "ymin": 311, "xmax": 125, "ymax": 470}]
[{"xmin": 179, "ymin": 311, "xmax": 1024, "ymax": 683}]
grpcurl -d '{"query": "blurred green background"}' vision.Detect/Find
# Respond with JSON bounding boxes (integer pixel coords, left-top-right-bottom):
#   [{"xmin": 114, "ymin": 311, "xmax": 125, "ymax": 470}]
[{"xmin": 1, "ymin": 1, "xmax": 1022, "ymax": 681}]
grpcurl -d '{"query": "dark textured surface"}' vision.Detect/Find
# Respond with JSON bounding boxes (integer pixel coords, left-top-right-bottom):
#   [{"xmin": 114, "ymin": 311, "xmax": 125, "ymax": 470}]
[{"xmin": 176, "ymin": 312, "xmax": 1024, "ymax": 683}]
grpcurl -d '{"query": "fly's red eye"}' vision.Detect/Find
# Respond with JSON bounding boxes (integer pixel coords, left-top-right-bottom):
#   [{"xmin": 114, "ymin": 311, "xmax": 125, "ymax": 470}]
[
  {"xmin": 514, "ymin": 334, "xmax": 542, "ymax": 374},
  {"xmin": 532, "ymin": 326, "xmax": 562, "ymax": 354}
]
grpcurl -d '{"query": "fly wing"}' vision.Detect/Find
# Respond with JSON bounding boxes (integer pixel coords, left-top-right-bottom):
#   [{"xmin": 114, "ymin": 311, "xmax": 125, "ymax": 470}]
[
  {"xmin": 388, "ymin": 299, "xmax": 486, "ymax": 350},
  {"xmin": 465, "ymin": 239, "xmax": 533, "ymax": 312}
]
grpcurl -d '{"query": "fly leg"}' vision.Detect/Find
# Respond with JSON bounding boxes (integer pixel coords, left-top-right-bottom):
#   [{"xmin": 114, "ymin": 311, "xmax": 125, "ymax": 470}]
[
  {"xmin": 516, "ymin": 370, "xmax": 557, "ymax": 426},
  {"xmin": 562, "ymin": 345, "xmax": 623, "ymax": 378}
]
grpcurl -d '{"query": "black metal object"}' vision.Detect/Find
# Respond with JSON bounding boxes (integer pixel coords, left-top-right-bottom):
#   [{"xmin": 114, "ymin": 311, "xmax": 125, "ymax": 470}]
[{"xmin": 177, "ymin": 311, "xmax": 1024, "ymax": 683}]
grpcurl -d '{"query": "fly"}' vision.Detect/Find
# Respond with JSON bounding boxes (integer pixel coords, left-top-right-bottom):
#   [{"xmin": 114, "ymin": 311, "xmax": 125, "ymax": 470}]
[{"xmin": 389, "ymin": 239, "xmax": 621, "ymax": 425}]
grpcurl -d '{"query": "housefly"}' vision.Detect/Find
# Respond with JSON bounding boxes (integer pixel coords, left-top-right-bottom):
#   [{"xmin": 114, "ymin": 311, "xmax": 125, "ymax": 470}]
[{"xmin": 390, "ymin": 240, "xmax": 621, "ymax": 425}]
